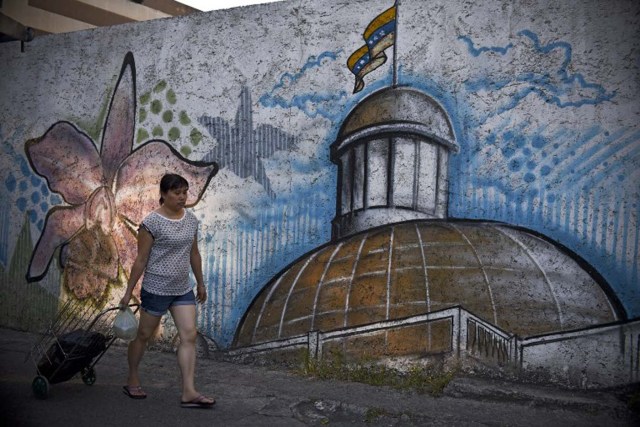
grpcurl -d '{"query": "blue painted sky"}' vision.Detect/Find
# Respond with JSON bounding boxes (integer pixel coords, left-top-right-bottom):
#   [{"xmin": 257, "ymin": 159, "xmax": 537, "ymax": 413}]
[{"xmin": 254, "ymin": 29, "xmax": 639, "ymax": 318}]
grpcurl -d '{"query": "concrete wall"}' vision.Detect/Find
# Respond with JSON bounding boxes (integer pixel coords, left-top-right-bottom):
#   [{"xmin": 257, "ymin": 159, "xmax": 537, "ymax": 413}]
[
  {"xmin": 0, "ymin": 0, "xmax": 638, "ymax": 353},
  {"xmin": 519, "ymin": 321, "xmax": 640, "ymax": 388}
]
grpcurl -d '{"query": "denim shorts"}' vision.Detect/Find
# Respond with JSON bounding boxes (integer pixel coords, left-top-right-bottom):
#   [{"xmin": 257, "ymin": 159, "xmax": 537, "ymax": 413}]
[{"xmin": 140, "ymin": 288, "xmax": 195, "ymax": 317}]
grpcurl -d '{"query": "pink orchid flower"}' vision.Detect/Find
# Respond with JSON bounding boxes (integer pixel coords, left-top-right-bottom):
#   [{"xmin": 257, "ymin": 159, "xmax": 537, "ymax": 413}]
[{"xmin": 25, "ymin": 52, "xmax": 218, "ymax": 302}]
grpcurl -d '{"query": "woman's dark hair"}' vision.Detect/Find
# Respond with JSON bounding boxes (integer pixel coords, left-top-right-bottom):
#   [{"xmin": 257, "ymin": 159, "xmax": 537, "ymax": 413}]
[{"xmin": 159, "ymin": 173, "xmax": 189, "ymax": 205}]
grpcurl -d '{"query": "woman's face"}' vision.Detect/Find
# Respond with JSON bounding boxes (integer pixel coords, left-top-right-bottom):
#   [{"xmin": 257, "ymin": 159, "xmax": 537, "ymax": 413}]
[{"xmin": 162, "ymin": 186, "xmax": 189, "ymax": 210}]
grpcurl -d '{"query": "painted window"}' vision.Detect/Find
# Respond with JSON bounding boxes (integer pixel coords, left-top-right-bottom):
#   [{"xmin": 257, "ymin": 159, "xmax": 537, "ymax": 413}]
[
  {"xmin": 392, "ymin": 137, "xmax": 416, "ymax": 208},
  {"xmin": 339, "ymin": 135, "xmax": 441, "ymax": 216},
  {"xmin": 353, "ymin": 144, "xmax": 365, "ymax": 211},
  {"xmin": 340, "ymin": 152, "xmax": 351, "ymax": 214},
  {"xmin": 417, "ymin": 141, "xmax": 438, "ymax": 213},
  {"xmin": 367, "ymin": 138, "xmax": 389, "ymax": 208}
]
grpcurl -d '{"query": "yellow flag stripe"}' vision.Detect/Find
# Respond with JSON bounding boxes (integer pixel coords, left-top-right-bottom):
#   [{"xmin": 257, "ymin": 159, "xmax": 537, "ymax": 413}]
[{"xmin": 363, "ymin": 6, "xmax": 396, "ymax": 41}]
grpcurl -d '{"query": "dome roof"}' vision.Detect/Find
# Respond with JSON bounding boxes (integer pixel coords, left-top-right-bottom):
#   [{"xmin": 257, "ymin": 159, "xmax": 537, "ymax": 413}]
[
  {"xmin": 334, "ymin": 86, "xmax": 456, "ymax": 154},
  {"xmin": 235, "ymin": 220, "xmax": 621, "ymax": 347}
]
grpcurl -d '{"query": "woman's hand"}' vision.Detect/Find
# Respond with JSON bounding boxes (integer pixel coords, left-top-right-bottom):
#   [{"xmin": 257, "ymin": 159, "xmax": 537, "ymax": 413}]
[
  {"xmin": 119, "ymin": 292, "xmax": 132, "ymax": 310},
  {"xmin": 196, "ymin": 284, "xmax": 207, "ymax": 304}
]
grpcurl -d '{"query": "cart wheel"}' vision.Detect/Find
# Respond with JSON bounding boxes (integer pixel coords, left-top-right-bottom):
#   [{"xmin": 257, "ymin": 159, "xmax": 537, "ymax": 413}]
[
  {"xmin": 81, "ymin": 367, "xmax": 96, "ymax": 385},
  {"xmin": 32, "ymin": 375, "xmax": 49, "ymax": 399}
]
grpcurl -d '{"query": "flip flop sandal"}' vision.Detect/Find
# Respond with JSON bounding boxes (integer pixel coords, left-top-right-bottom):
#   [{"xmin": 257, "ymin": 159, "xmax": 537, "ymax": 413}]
[
  {"xmin": 180, "ymin": 395, "xmax": 215, "ymax": 408},
  {"xmin": 123, "ymin": 385, "xmax": 147, "ymax": 399}
]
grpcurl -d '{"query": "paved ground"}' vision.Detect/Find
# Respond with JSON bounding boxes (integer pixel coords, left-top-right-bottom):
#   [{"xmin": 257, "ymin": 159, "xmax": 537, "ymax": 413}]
[{"xmin": 1, "ymin": 327, "xmax": 638, "ymax": 426}]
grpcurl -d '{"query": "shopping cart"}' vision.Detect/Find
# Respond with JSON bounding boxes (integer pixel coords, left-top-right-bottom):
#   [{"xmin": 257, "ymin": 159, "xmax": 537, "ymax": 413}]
[{"xmin": 26, "ymin": 299, "xmax": 139, "ymax": 399}]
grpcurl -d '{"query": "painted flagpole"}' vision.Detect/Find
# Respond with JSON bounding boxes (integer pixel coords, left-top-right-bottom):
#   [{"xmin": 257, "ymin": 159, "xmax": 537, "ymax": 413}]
[{"xmin": 392, "ymin": 0, "xmax": 400, "ymax": 87}]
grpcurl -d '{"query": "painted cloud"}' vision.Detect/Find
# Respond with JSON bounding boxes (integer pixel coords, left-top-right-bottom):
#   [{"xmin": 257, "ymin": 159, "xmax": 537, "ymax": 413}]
[
  {"xmin": 259, "ymin": 51, "xmax": 349, "ymax": 121},
  {"xmin": 459, "ymin": 30, "xmax": 615, "ymax": 114}
]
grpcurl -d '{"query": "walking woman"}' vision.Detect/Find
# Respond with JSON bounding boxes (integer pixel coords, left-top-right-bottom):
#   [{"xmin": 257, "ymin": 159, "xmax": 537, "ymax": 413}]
[{"xmin": 119, "ymin": 173, "xmax": 215, "ymax": 408}]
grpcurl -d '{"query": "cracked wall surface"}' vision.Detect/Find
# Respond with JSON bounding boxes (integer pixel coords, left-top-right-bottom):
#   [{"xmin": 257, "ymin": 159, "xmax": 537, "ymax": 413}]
[{"xmin": 0, "ymin": 0, "xmax": 638, "ymax": 358}]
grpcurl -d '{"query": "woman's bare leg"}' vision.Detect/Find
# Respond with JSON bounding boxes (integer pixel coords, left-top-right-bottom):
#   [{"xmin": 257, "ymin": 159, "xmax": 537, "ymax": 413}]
[
  {"xmin": 169, "ymin": 304, "xmax": 213, "ymax": 403},
  {"xmin": 127, "ymin": 310, "xmax": 162, "ymax": 388}
]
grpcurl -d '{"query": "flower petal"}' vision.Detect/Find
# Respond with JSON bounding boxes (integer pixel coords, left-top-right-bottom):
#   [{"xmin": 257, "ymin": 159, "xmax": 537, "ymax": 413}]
[
  {"xmin": 84, "ymin": 187, "xmax": 116, "ymax": 232},
  {"xmin": 64, "ymin": 267, "xmax": 104, "ymax": 301},
  {"xmin": 62, "ymin": 226, "xmax": 118, "ymax": 301},
  {"xmin": 112, "ymin": 216, "xmax": 138, "ymax": 276},
  {"xmin": 101, "ymin": 52, "xmax": 136, "ymax": 184},
  {"xmin": 25, "ymin": 122, "xmax": 105, "ymax": 205},
  {"xmin": 114, "ymin": 140, "xmax": 218, "ymax": 225},
  {"xmin": 27, "ymin": 204, "xmax": 85, "ymax": 281}
]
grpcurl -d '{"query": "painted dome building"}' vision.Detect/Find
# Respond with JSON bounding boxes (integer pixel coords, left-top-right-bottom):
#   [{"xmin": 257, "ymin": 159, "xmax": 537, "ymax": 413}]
[
  {"xmin": 232, "ymin": 87, "xmax": 634, "ymax": 387},
  {"xmin": 235, "ymin": 220, "xmax": 620, "ymax": 348}
]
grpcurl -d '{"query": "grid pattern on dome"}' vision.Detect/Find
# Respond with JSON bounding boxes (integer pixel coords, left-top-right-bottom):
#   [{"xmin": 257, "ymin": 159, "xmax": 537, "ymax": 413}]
[{"xmin": 236, "ymin": 221, "xmax": 617, "ymax": 346}]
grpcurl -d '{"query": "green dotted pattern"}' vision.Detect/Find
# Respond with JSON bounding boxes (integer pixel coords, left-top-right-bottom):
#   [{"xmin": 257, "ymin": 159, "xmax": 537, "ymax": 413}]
[{"xmin": 136, "ymin": 80, "xmax": 203, "ymax": 157}]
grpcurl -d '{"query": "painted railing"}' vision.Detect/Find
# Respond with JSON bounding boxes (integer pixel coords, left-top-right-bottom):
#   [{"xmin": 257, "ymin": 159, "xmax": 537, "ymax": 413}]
[
  {"xmin": 462, "ymin": 313, "xmax": 515, "ymax": 365},
  {"xmin": 226, "ymin": 307, "xmax": 640, "ymax": 387},
  {"xmin": 228, "ymin": 306, "xmax": 516, "ymax": 366}
]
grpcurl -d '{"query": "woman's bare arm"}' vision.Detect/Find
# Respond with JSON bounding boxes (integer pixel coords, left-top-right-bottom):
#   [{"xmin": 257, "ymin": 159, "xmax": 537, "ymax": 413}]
[
  {"xmin": 120, "ymin": 227, "xmax": 154, "ymax": 307},
  {"xmin": 190, "ymin": 232, "xmax": 206, "ymax": 303}
]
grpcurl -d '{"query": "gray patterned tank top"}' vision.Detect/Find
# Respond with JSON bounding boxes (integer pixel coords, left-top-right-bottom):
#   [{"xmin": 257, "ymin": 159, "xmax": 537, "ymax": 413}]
[{"xmin": 140, "ymin": 210, "xmax": 198, "ymax": 296}]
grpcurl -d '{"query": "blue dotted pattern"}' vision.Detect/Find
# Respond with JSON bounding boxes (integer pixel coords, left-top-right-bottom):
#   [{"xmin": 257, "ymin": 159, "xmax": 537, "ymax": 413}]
[{"xmin": 0, "ymin": 125, "xmax": 64, "ymax": 266}]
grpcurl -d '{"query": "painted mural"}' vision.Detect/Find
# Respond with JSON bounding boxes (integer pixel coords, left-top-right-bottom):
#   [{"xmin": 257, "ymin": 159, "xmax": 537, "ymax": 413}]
[
  {"xmin": 24, "ymin": 52, "xmax": 217, "ymax": 303},
  {"xmin": 0, "ymin": 0, "xmax": 638, "ymax": 385}
]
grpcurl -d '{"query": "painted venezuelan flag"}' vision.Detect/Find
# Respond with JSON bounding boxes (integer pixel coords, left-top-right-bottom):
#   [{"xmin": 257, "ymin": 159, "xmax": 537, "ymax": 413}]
[{"xmin": 347, "ymin": 2, "xmax": 397, "ymax": 93}]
